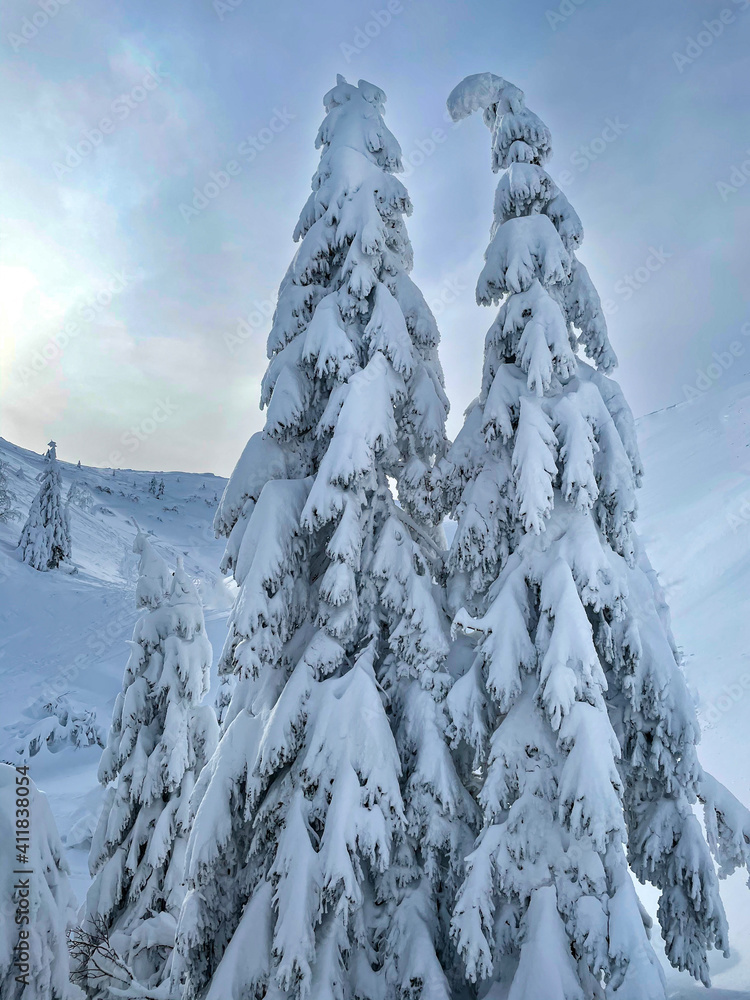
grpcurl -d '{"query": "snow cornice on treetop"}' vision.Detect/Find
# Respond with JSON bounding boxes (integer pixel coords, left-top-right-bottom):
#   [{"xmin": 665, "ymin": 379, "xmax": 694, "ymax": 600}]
[
  {"xmin": 447, "ymin": 71, "xmax": 617, "ymax": 375},
  {"xmin": 446, "ymin": 72, "xmax": 526, "ymax": 123}
]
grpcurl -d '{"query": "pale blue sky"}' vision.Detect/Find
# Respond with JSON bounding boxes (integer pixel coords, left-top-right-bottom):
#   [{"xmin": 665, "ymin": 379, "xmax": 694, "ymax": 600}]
[{"xmin": 1, "ymin": 0, "xmax": 749, "ymax": 474}]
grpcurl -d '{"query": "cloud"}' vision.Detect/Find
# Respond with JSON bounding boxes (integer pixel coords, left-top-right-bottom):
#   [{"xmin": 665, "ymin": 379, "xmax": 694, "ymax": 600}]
[{"xmin": 1, "ymin": 0, "xmax": 748, "ymax": 476}]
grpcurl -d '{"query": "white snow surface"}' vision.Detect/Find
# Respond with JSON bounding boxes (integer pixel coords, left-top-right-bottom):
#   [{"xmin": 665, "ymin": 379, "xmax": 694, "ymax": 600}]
[
  {"xmin": 1, "ymin": 377, "xmax": 749, "ymax": 998},
  {"xmin": 0, "ymin": 438, "xmax": 231, "ymax": 915}
]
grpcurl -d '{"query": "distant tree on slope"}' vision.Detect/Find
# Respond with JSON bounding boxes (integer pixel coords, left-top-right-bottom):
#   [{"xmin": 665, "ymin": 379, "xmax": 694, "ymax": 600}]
[
  {"xmin": 176, "ymin": 76, "xmax": 475, "ymax": 1000},
  {"xmin": 18, "ymin": 441, "xmax": 71, "ymax": 570},
  {"xmin": 81, "ymin": 530, "xmax": 218, "ymax": 994},
  {"xmin": 0, "ymin": 763, "xmax": 78, "ymax": 1000},
  {"xmin": 438, "ymin": 71, "xmax": 750, "ymax": 1000},
  {"xmin": 0, "ymin": 460, "xmax": 21, "ymax": 523}
]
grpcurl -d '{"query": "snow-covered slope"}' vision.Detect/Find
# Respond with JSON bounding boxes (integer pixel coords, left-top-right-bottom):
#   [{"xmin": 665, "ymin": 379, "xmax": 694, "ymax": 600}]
[
  {"xmin": 0, "ymin": 438, "xmax": 230, "ymax": 908},
  {"xmin": 1, "ymin": 378, "xmax": 749, "ymax": 996},
  {"xmin": 635, "ymin": 384, "xmax": 750, "ymax": 998}
]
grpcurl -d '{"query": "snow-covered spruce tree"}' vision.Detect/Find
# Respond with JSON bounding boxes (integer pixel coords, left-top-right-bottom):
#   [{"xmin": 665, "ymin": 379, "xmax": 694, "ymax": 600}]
[
  {"xmin": 0, "ymin": 460, "xmax": 21, "ymax": 522},
  {"xmin": 176, "ymin": 76, "xmax": 475, "ymax": 1000},
  {"xmin": 83, "ymin": 530, "xmax": 218, "ymax": 993},
  {"xmin": 0, "ymin": 763, "xmax": 78, "ymax": 999},
  {"xmin": 18, "ymin": 441, "xmax": 71, "ymax": 571},
  {"xmin": 438, "ymin": 72, "xmax": 750, "ymax": 998}
]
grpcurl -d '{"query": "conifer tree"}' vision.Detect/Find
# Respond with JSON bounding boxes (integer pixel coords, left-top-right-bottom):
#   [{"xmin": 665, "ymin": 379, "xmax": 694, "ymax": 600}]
[
  {"xmin": 176, "ymin": 76, "xmax": 474, "ymax": 1000},
  {"xmin": 83, "ymin": 530, "xmax": 218, "ymax": 992},
  {"xmin": 0, "ymin": 764, "xmax": 77, "ymax": 1000},
  {"xmin": 0, "ymin": 460, "xmax": 21, "ymax": 523},
  {"xmin": 439, "ymin": 72, "xmax": 750, "ymax": 999},
  {"xmin": 18, "ymin": 441, "xmax": 72, "ymax": 571}
]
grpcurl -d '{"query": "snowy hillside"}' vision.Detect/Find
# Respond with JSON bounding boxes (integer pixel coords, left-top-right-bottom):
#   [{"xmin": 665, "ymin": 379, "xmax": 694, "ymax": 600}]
[
  {"xmin": 1, "ymin": 376, "xmax": 749, "ymax": 996},
  {"xmin": 635, "ymin": 384, "xmax": 750, "ymax": 998},
  {"xmin": 0, "ymin": 438, "xmax": 230, "ymax": 911}
]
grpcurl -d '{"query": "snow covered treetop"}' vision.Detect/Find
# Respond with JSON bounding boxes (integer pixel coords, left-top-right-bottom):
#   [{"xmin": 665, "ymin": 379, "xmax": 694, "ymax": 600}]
[
  {"xmin": 448, "ymin": 72, "xmax": 550, "ymax": 170},
  {"xmin": 132, "ymin": 527, "xmax": 172, "ymax": 609},
  {"xmin": 446, "ymin": 72, "xmax": 525, "ymax": 121},
  {"xmin": 324, "ymin": 74, "xmax": 386, "ymax": 114},
  {"xmin": 447, "ymin": 71, "xmax": 616, "ymax": 372},
  {"xmin": 272, "ymin": 74, "xmax": 413, "ymax": 356},
  {"xmin": 215, "ymin": 71, "xmax": 449, "ymax": 568},
  {"xmin": 318, "ymin": 75, "xmax": 400, "ymax": 172}
]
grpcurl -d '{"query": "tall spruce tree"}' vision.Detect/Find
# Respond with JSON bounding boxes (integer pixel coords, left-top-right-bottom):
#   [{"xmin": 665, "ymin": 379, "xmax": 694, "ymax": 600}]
[
  {"xmin": 176, "ymin": 76, "xmax": 475, "ymax": 1000},
  {"xmin": 438, "ymin": 72, "xmax": 750, "ymax": 999},
  {"xmin": 83, "ymin": 531, "xmax": 218, "ymax": 992},
  {"xmin": 18, "ymin": 441, "xmax": 71, "ymax": 571}
]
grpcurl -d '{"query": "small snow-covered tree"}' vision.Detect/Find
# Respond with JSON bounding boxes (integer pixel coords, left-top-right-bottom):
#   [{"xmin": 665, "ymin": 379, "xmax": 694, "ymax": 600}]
[
  {"xmin": 0, "ymin": 763, "xmax": 78, "ymax": 999},
  {"xmin": 0, "ymin": 461, "xmax": 21, "ymax": 523},
  {"xmin": 83, "ymin": 531, "xmax": 218, "ymax": 993},
  {"xmin": 18, "ymin": 442, "xmax": 71, "ymax": 571},
  {"xmin": 7, "ymin": 695, "xmax": 103, "ymax": 759},
  {"xmin": 176, "ymin": 76, "xmax": 475, "ymax": 1000},
  {"xmin": 67, "ymin": 483, "xmax": 95, "ymax": 513},
  {"xmin": 438, "ymin": 72, "xmax": 750, "ymax": 999}
]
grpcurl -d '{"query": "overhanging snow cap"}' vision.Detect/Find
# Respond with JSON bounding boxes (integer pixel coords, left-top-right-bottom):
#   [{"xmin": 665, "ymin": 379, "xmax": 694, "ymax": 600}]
[{"xmin": 446, "ymin": 72, "xmax": 525, "ymax": 122}]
